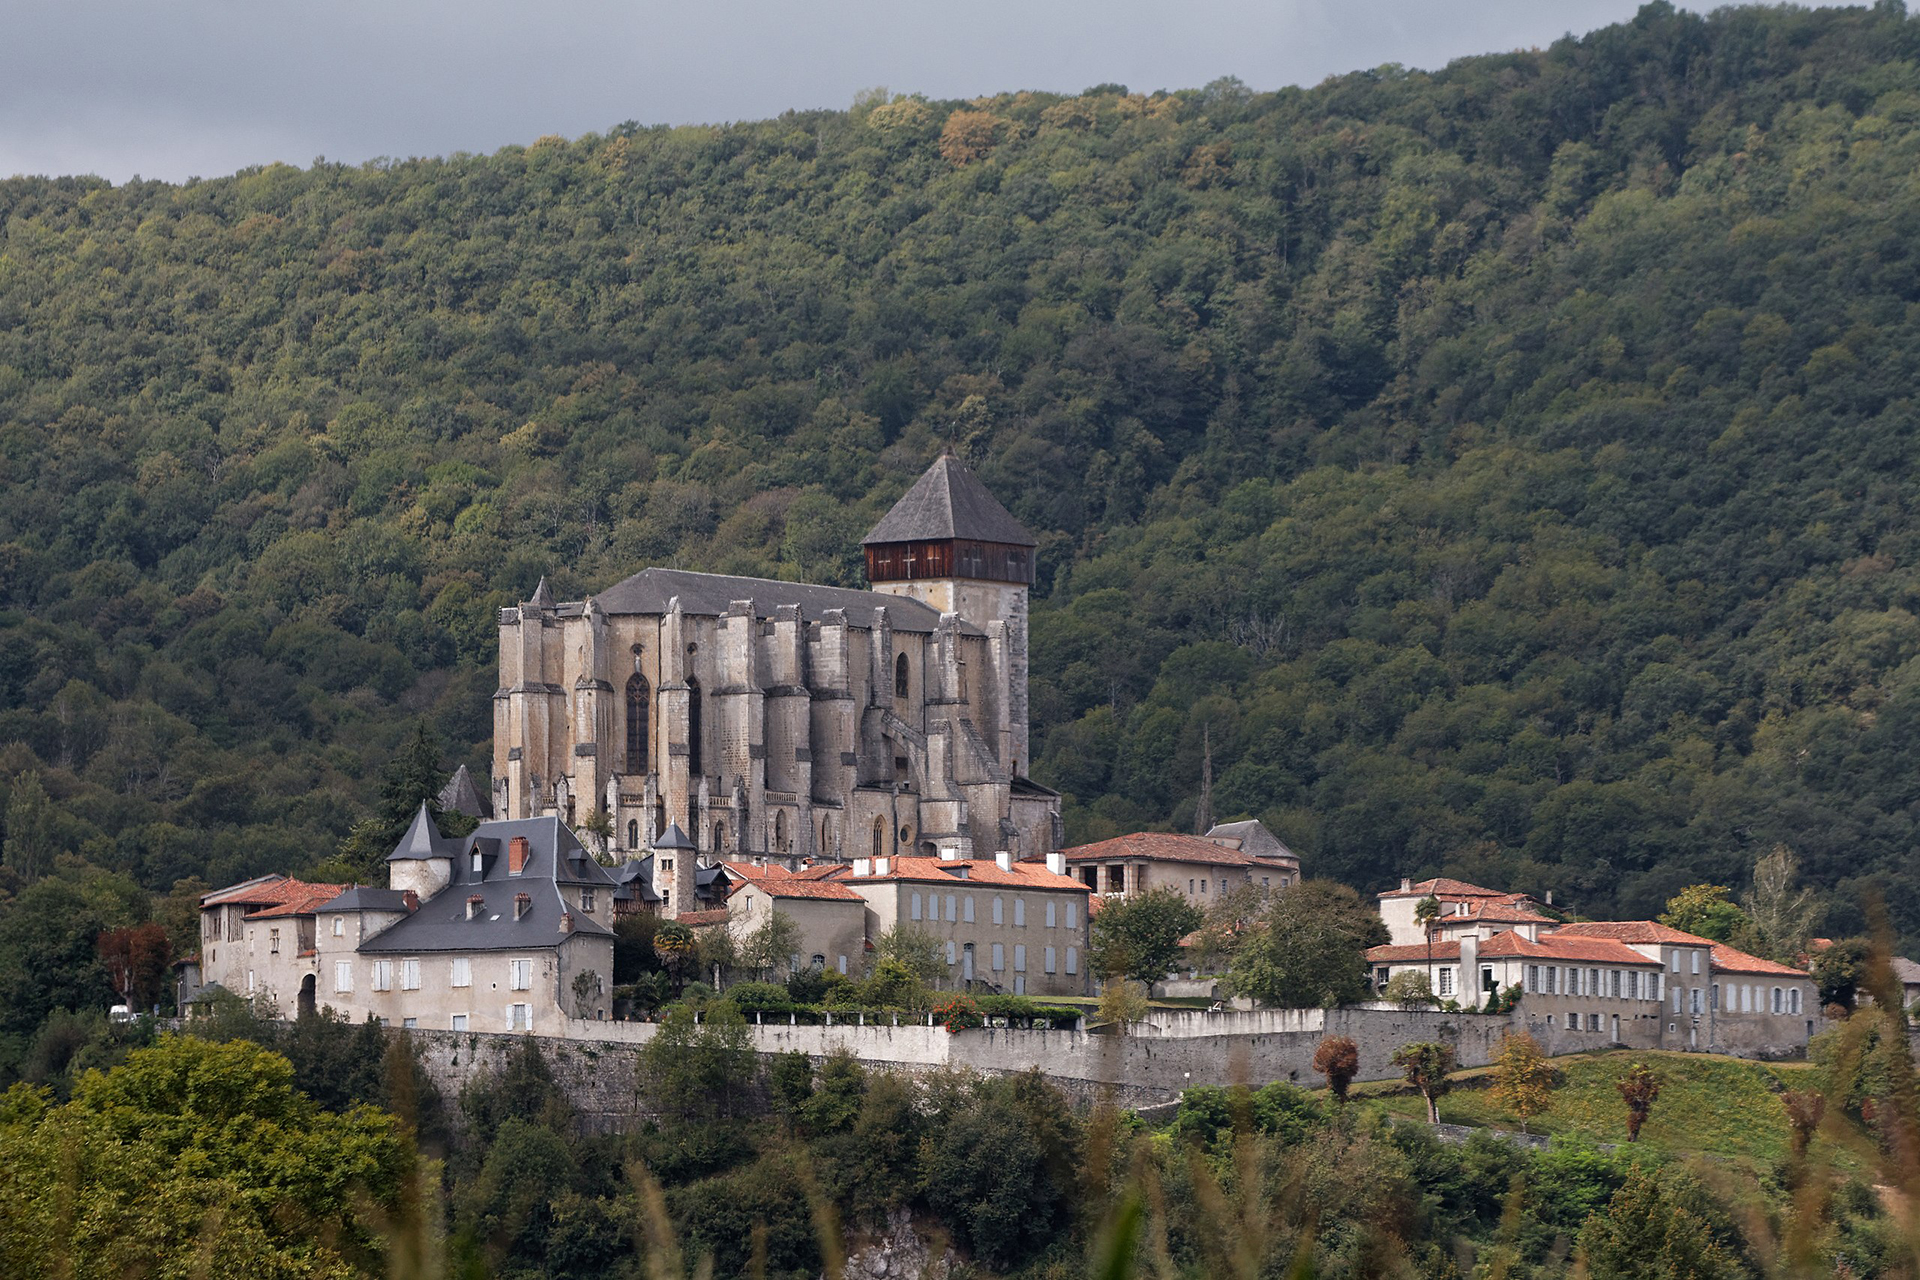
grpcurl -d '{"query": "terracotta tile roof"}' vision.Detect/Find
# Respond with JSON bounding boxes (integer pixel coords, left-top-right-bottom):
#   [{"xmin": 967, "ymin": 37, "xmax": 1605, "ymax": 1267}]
[
  {"xmin": 791, "ymin": 864, "xmax": 850, "ymax": 880},
  {"xmin": 1378, "ymin": 877, "xmax": 1513, "ymax": 900},
  {"xmin": 675, "ymin": 909, "xmax": 731, "ymax": 927},
  {"xmin": 721, "ymin": 860, "xmax": 791, "ymax": 880},
  {"xmin": 729, "ymin": 873, "xmax": 864, "ymax": 902},
  {"xmin": 1435, "ymin": 902, "xmax": 1554, "ymax": 927},
  {"xmin": 1062, "ymin": 832, "xmax": 1267, "ymax": 868},
  {"xmin": 247, "ymin": 884, "xmax": 349, "ymax": 919},
  {"xmin": 846, "ymin": 856, "xmax": 1089, "ymax": 892},
  {"xmin": 1710, "ymin": 944, "xmax": 1810, "ymax": 977},
  {"xmin": 1549, "ymin": 921, "xmax": 1717, "ymax": 947},
  {"xmin": 1368, "ymin": 932, "xmax": 1659, "ymax": 967}
]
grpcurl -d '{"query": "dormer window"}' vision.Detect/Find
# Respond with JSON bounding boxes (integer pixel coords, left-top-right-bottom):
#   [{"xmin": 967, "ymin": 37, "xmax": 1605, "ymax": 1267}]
[{"xmin": 472, "ymin": 852, "xmax": 483, "ymax": 876}]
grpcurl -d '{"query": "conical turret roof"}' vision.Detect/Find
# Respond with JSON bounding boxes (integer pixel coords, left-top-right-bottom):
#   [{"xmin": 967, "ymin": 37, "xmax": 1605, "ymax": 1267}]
[
  {"xmin": 862, "ymin": 454, "xmax": 1035, "ymax": 548},
  {"xmin": 652, "ymin": 822, "xmax": 696, "ymax": 851},
  {"xmin": 387, "ymin": 802, "xmax": 460, "ymax": 861}
]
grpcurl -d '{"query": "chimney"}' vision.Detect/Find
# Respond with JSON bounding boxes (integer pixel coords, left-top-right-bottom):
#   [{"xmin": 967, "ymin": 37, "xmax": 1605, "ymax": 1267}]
[
  {"xmin": 938, "ymin": 846, "xmax": 959, "ymax": 861},
  {"xmin": 1400, "ymin": 878, "xmax": 1412, "ymax": 892},
  {"xmin": 509, "ymin": 836, "xmax": 531, "ymax": 875},
  {"xmin": 1046, "ymin": 852, "xmax": 1066, "ymax": 877},
  {"xmin": 875, "ymin": 857, "xmax": 891, "ymax": 876},
  {"xmin": 852, "ymin": 857, "xmax": 872, "ymax": 877},
  {"xmin": 1545, "ymin": 889, "xmax": 1553, "ymax": 906},
  {"xmin": 560, "ymin": 911, "xmax": 574, "ymax": 934},
  {"xmin": 514, "ymin": 892, "xmax": 531, "ymax": 920},
  {"xmin": 466, "ymin": 894, "xmax": 485, "ymax": 920},
  {"xmin": 402, "ymin": 889, "xmax": 419, "ymax": 913},
  {"xmin": 1459, "ymin": 934, "xmax": 1479, "ymax": 999},
  {"xmin": 995, "ymin": 850, "xmax": 1013, "ymax": 872}
]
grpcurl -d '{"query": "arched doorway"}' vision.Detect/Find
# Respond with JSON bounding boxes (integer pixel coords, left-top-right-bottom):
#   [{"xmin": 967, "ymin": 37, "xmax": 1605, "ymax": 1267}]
[{"xmin": 298, "ymin": 972, "xmax": 316, "ymax": 1019}]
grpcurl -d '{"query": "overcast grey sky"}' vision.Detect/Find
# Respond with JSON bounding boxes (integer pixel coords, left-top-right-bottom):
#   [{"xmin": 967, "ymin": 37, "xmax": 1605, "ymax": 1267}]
[{"xmin": 0, "ymin": 1, "xmax": 1801, "ymax": 183}]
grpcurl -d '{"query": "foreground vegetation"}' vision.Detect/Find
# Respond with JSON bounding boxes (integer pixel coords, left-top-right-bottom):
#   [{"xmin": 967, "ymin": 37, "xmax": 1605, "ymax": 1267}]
[{"xmin": 7, "ymin": 988, "xmax": 1919, "ymax": 1279}]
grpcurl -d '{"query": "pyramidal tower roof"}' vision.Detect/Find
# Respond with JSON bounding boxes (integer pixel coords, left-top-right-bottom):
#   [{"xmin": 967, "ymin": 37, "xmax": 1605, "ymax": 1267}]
[
  {"xmin": 437, "ymin": 764, "xmax": 492, "ymax": 820},
  {"xmin": 387, "ymin": 802, "xmax": 460, "ymax": 862},
  {"xmin": 861, "ymin": 454, "xmax": 1036, "ymax": 548}
]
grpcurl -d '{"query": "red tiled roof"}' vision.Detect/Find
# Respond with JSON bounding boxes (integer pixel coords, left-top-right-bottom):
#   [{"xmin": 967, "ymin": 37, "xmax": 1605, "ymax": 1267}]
[
  {"xmin": 1710, "ymin": 944, "xmax": 1810, "ymax": 977},
  {"xmin": 676, "ymin": 909, "xmax": 730, "ymax": 927},
  {"xmin": 846, "ymin": 856, "xmax": 1089, "ymax": 892},
  {"xmin": 791, "ymin": 864, "xmax": 850, "ymax": 880},
  {"xmin": 1062, "ymin": 832, "xmax": 1268, "ymax": 868},
  {"xmin": 1378, "ymin": 877, "xmax": 1513, "ymax": 900},
  {"xmin": 1435, "ymin": 902, "xmax": 1554, "ymax": 927},
  {"xmin": 1368, "ymin": 931, "xmax": 1659, "ymax": 967},
  {"xmin": 246, "ymin": 882, "xmax": 349, "ymax": 919},
  {"xmin": 729, "ymin": 874, "xmax": 864, "ymax": 902},
  {"xmin": 721, "ymin": 860, "xmax": 791, "ymax": 880},
  {"xmin": 1549, "ymin": 921, "xmax": 1716, "ymax": 947}
]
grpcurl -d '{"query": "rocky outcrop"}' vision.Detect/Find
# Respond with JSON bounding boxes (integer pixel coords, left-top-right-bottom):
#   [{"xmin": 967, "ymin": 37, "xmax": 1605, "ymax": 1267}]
[{"xmin": 838, "ymin": 1208, "xmax": 953, "ymax": 1280}]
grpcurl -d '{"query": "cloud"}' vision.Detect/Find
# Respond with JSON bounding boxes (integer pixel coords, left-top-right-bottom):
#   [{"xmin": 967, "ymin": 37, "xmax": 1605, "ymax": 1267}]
[{"xmin": 0, "ymin": 0, "xmax": 1814, "ymax": 182}]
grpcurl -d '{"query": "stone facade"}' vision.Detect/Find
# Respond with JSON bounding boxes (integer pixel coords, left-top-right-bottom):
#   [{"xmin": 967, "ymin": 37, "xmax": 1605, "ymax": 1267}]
[
  {"xmin": 1062, "ymin": 826, "xmax": 1298, "ymax": 905},
  {"xmin": 491, "ymin": 457, "xmax": 1062, "ymax": 917}
]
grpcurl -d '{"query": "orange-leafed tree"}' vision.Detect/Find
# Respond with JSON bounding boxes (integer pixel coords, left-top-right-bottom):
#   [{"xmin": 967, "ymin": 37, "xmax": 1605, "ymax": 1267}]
[
  {"xmin": 939, "ymin": 111, "xmax": 1004, "ymax": 166},
  {"xmin": 1313, "ymin": 1035, "xmax": 1360, "ymax": 1102}
]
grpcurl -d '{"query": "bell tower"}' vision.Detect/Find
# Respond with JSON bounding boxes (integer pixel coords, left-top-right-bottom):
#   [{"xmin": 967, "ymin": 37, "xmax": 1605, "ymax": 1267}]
[{"xmin": 862, "ymin": 453, "xmax": 1038, "ymax": 775}]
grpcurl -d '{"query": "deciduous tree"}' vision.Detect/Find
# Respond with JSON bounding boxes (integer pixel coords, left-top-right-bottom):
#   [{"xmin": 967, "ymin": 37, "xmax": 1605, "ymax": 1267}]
[
  {"xmin": 1616, "ymin": 1060, "xmax": 1661, "ymax": 1142},
  {"xmin": 1088, "ymin": 887, "xmax": 1203, "ymax": 985},
  {"xmin": 1490, "ymin": 1032, "xmax": 1554, "ymax": 1133},
  {"xmin": 1391, "ymin": 1040, "xmax": 1456, "ymax": 1122},
  {"xmin": 1313, "ymin": 1035, "xmax": 1360, "ymax": 1102},
  {"xmin": 1226, "ymin": 880, "xmax": 1388, "ymax": 1008}
]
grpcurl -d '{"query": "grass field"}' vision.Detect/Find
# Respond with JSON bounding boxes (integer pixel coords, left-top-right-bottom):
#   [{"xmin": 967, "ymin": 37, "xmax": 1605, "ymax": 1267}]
[{"xmin": 1354, "ymin": 1050, "xmax": 1824, "ymax": 1166}]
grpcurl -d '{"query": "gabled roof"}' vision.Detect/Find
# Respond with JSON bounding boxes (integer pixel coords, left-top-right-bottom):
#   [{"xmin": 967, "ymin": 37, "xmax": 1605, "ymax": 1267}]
[
  {"xmin": 861, "ymin": 454, "xmax": 1036, "ymax": 548},
  {"xmin": 730, "ymin": 874, "xmax": 865, "ymax": 903},
  {"xmin": 1434, "ymin": 901, "xmax": 1555, "ymax": 928},
  {"xmin": 1204, "ymin": 820, "xmax": 1298, "ymax": 863},
  {"xmin": 1063, "ymin": 832, "xmax": 1270, "ymax": 869},
  {"xmin": 676, "ymin": 909, "xmax": 731, "ymax": 927},
  {"xmin": 1368, "ymin": 931, "xmax": 1659, "ymax": 966},
  {"xmin": 203, "ymin": 875, "xmax": 348, "ymax": 917},
  {"xmin": 1710, "ymin": 944, "xmax": 1811, "ymax": 977},
  {"xmin": 389, "ymin": 802, "xmax": 463, "ymax": 862},
  {"xmin": 1548, "ymin": 921, "xmax": 1716, "ymax": 947},
  {"xmin": 590, "ymin": 567, "xmax": 968, "ymax": 635},
  {"xmin": 438, "ymin": 765, "xmax": 492, "ymax": 820},
  {"xmin": 845, "ymin": 856, "xmax": 1087, "ymax": 892}
]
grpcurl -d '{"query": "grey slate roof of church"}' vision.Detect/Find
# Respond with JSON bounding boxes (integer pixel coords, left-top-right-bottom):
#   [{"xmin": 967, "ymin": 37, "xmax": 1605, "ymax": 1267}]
[
  {"xmin": 361, "ymin": 815, "xmax": 615, "ymax": 953},
  {"xmin": 438, "ymin": 765, "xmax": 492, "ymax": 820},
  {"xmin": 861, "ymin": 454, "xmax": 1036, "ymax": 548},
  {"xmin": 1204, "ymin": 819, "xmax": 1298, "ymax": 863},
  {"xmin": 590, "ymin": 567, "xmax": 973, "ymax": 634}
]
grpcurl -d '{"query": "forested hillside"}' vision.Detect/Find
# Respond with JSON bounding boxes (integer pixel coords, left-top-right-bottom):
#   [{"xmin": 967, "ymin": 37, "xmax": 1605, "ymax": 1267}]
[{"xmin": 3, "ymin": 1, "xmax": 1920, "ymax": 939}]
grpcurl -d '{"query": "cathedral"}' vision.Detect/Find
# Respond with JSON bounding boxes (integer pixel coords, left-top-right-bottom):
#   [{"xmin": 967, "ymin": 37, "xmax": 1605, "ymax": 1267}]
[{"xmin": 491, "ymin": 455, "xmax": 1063, "ymax": 916}]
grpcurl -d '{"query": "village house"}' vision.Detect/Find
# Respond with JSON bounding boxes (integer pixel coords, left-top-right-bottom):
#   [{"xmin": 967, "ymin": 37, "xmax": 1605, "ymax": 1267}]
[
  {"xmin": 1368, "ymin": 907, "xmax": 1820, "ymax": 1056},
  {"xmin": 827, "ymin": 852, "xmax": 1093, "ymax": 997},
  {"xmin": 1062, "ymin": 821, "xmax": 1298, "ymax": 905},
  {"xmin": 724, "ymin": 862, "xmax": 869, "ymax": 979},
  {"xmin": 193, "ymin": 806, "xmax": 617, "ymax": 1034},
  {"xmin": 1376, "ymin": 877, "xmax": 1551, "ymax": 948}
]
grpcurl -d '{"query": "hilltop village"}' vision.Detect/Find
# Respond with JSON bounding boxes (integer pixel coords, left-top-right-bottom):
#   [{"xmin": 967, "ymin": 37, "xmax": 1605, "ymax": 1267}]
[{"xmin": 180, "ymin": 456, "xmax": 1824, "ymax": 1068}]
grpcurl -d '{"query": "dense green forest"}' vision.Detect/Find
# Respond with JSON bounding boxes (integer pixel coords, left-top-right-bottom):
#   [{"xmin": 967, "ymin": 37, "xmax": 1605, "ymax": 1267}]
[{"xmin": 3, "ymin": 0, "xmax": 1920, "ymax": 965}]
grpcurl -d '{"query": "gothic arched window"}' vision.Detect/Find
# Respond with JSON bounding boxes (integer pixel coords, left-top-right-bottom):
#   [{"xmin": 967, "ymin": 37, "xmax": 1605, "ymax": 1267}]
[
  {"xmin": 894, "ymin": 652, "xmax": 909, "ymax": 698},
  {"xmin": 820, "ymin": 817, "xmax": 832, "ymax": 856},
  {"xmin": 626, "ymin": 819, "xmax": 639, "ymax": 850},
  {"xmin": 713, "ymin": 821, "xmax": 727, "ymax": 856},
  {"xmin": 625, "ymin": 673, "xmax": 650, "ymax": 774},
  {"xmin": 872, "ymin": 817, "xmax": 886, "ymax": 860},
  {"xmin": 686, "ymin": 675, "xmax": 703, "ymax": 775},
  {"xmin": 774, "ymin": 810, "xmax": 788, "ymax": 852}
]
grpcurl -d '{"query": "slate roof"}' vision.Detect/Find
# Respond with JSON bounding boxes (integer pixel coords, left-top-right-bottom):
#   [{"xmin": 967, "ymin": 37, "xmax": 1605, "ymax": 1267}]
[
  {"xmin": 388, "ymin": 803, "xmax": 464, "ymax": 862},
  {"xmin": 1062, "ymin": 832, "xmax": 1273, "ymax": 868},
  {"xmin": 612, "ymin": 857, "xmax": 662, "ymax": 904},
  {"xmin": 1549, "ymin": 921, "xmax": 1717, "ymax": 947},
  {"xmin": 319, "ymin": 887, "xmax": 414, "ymax": 913},
  {"xmin": 862, "ymin": 454, "xmax": 1037, "ymax": 548},
  {"xmin": 358, "ymin": 815, "xmax": 615, "ymax": 954},
  {"xmin": 438, "ymin": 765, "xmax": 492, "ymax": 820},
  {"xmin": 1204, "ymin": 819, "xmax": 1298, "ymax": 863},
  {"xmin": 590, "ymin": 567, "xmax": 969, "ymax": 635},
  {"xmin": 1893, "ymin": 957, "xmax": 1920, "ymax": 986}
]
